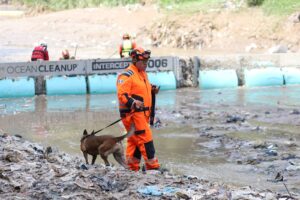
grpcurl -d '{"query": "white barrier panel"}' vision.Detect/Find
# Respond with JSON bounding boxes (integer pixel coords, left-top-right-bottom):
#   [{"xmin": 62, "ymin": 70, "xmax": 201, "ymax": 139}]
[
  {"xmin": 86, "ymin": 57, "xmax": 174, "ymax": 74},
  {"xmin": 0, "ymin": 60, "xmax": 86, "ymax": 78},
  {"xmin": 0, "ymin": 57, "xmax": 175, "ymax": 78}
]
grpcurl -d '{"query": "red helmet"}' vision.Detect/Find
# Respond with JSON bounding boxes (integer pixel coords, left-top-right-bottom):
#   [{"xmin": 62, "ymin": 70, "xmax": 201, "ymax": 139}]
[
  {"xmin": 129, "ymin": 47, "xmax": 151, "ymax": 61},
  {"xmin": 122, "ymin": 33, "xmax": 130, "ymax": 40},
  {"xmin": 62, "ymin": 49, "xmax": 70, "ymax": 59}
]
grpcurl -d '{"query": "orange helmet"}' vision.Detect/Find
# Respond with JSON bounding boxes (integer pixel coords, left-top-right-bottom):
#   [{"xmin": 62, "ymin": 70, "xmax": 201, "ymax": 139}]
[
  {"xmin": 129, "ymin": 47, "xmax": 151, "ymax": 61},
  {"xmin": 62, "ymin": 49, "xmax": 70, "ymax": 59},
  {"xmin": 123, "ymin": 33, "xmax": 130, "ymax": 40}
]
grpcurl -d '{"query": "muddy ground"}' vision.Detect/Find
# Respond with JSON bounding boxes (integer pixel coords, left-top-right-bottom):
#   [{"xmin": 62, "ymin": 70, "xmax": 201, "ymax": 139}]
[
  {"xmin": 0, "ymin": 133, "xmax": 298, "ymax": 200},
  {"xmin": 1, "ymin": 88, "xmax": 300, "ymax": 199}
]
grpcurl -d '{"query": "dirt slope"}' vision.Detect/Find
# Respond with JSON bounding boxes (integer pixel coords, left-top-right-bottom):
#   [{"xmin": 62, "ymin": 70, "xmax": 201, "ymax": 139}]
[
  {"xmin": 141, "ymin": 8, "xmax": 300, "ymax": 54},
  {"xmin": 0, "ymin": 5, "xmax": 163, "ymax": 60},
  {"xmin": 0, "ymin": 4, "xmax": 300, "ymax": 61}
]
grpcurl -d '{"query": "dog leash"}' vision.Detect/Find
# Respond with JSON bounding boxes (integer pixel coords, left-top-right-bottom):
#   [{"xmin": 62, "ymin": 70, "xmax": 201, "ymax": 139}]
[
  {"xmin": 92, "ymin": 119, "xmax": 122, "ymax": 135},
  {"xmin": 92, "ymin": 110, "xmax": 137, "ymax": 135}
]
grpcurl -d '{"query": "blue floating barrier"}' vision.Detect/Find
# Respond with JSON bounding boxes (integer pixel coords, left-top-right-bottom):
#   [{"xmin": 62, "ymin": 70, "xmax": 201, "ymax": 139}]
[
  {"xmin": 89, "ymin": 74, "xmax": 117, "ymax": 94},
  {"xmin": 148, "ymin": 71, "xmax": 176, "ymax": 90},
  {"xmin": 283, "ymin": 67, "xmax": 300, "ymax": 85},
  {"xmin": 89, "ymin": 72, "xmax": 176, "ymax": 94},
  {"xmin": 244, "ymin": 68, "xmax": 283, "ymax": 87},
  {"xmin": 0, "ymin": 77, "xmax": 35, "ymax": 98},
  {"xmin": 199, "ymin": 70, "xmax": 238, "ymax": 89},
  {"xmin": 46, "ymin": 76, "xmax": 86, "ymax": 95}
]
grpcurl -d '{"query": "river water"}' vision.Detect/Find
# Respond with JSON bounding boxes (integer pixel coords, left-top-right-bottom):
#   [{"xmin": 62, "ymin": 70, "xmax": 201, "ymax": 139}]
[{"xmin": 0, "ymin": 86, "xmax": 300, "ymax": 195}]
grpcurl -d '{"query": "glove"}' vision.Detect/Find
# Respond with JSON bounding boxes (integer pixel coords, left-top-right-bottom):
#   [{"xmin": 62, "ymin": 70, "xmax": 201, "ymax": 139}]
[
  {"xmin": 132, "ymin": 100, "xmax": 144, "ymax": 110},
  {"xmin": 151, "ymin": 85, "xmax": 160, "ymax": 94}
]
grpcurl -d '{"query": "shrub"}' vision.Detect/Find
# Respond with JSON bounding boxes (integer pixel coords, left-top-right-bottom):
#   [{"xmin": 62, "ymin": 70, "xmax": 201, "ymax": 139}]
[{"xmin": 247, "ymin": 0, "xmax": 264, "ymax": 7}]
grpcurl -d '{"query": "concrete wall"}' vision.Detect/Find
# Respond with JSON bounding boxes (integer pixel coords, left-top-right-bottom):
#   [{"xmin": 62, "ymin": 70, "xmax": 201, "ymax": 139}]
[
  {"xmin": 1, "ymin": 53, "xmax": 300, "ymax": 97},
  {"xmin": 195, "ymin": 53, "xmax": 300, "ymax": 88}
]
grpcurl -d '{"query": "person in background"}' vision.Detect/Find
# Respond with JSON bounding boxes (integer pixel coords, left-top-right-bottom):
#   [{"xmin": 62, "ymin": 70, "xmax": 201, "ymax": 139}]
[
  {"xmin": 61, "ymin": 49, "xmax": 70, "ymax": 60},
  {"xmin": 31, "ymin": 43, "xmax": 49, "ymax": 61},
  {"xmin": 116, "ymin": 47, "xmax": 160, "ymax": 171},
  {"xmin": 119, "ymin": 33, "xmax": 136, "ymax": 58},
  {"xmin": 59, "ymin": 49, "xmax": 76, "ymax": 60}
]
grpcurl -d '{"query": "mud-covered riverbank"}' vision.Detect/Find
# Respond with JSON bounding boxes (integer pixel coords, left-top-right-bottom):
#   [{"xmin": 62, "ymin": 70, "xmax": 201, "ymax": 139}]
[
  {"xmin": 1, "ymin": 134, "xmax": 297, "ymax": 200},
  {"xmin": 1, "ymin": 87, "xmax": 300, "ymax": 199}
]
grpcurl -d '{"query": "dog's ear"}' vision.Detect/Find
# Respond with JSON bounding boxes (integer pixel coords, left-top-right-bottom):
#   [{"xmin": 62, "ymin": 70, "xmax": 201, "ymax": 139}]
[
  {"xmin": 83, "ymin": 129, "xmax": 88, "ymax": 136},
  {"xmin": 91, "ymin": 130, "xmax": 95, "ymax": 135}
]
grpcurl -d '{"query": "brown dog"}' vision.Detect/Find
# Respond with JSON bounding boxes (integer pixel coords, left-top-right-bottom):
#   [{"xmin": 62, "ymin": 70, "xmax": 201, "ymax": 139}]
[{"xmin": 80, "ymin": 126, "xmax": 134, "ymax": 168}]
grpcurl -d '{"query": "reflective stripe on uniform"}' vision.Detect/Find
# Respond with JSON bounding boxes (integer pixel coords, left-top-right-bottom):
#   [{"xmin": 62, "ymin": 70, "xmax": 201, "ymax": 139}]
[{"xmin": 121, "ymin": 70, "xmax": 134, "ymax": 77}]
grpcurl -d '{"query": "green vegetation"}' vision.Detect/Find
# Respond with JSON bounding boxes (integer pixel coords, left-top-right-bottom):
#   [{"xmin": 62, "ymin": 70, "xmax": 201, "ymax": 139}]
[
  {"xmin": 11, "ymin": 0, "xmax": 224, "ymax": 12},
  {"xmin": 10, "ymin": 0, "xmax": 300, "ymax": 16},
  {"xmin": 12, "ymin": 0, "xmax": 140, "ymax": 10},
  {"xmin": 159, "ymin": 0, "xmax": 300, "ymax": 15},
  {"xmin": 247, "ymin": 0, "xmax": 264, "ymax": 7},
  {"xmin": 158, "ymin": 0, "xmax": 224, "ymax": 14},
  {"xmin": 262, "ymin": 0, "xmax": 300, "ymax": 15}
]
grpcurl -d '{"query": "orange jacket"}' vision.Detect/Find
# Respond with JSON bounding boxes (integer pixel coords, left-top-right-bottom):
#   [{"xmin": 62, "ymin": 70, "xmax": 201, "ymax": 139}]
[
  {"xmin": 117, "ymin": 64, "xmax": 160, "ymax": 171},
  {"xmin": 117, "ymin": 64, "xmax": 152, "ymax": 118}
]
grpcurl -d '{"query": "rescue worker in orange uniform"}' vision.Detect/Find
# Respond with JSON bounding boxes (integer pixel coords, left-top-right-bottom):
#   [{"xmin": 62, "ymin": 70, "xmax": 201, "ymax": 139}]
[
  {"xmin": 119, "ymin": 33, "xmax": 137, "ymax": 58},
  {"xmin": 116, "ymin": 47, "xmax": 160, "ymax": 171},
  {"xmin": 31, "ymin": 43, "xmax": 49, "ymax": 61}
]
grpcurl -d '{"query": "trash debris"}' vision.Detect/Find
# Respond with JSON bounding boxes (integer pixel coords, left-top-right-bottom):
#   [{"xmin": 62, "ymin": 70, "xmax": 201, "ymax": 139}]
[
  {"xmin": 226, "ymin": 115, "xmax": 245, "ymax": 123},
  {"xmin": 138, "ymin": 185, "xmax": 178, "ymax": 197},
  {"xmin": 0, "ymin": 134, "xmax": 298, "ymax": 200},
  {"xmin": 138, "ymin": 185, "xmax": 162, "ymax": 196}
]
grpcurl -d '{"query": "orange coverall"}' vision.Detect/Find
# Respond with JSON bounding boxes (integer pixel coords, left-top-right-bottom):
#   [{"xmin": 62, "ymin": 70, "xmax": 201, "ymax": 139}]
[{"xmin": 116, "ymin": 64, "xmax": 160, "ymax": 171}]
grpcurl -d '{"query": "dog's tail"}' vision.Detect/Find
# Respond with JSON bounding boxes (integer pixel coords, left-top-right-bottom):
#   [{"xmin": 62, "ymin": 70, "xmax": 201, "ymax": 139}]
[{"xmin": 113, "ymin": 125, "xmax": 135, "ymax": 143}]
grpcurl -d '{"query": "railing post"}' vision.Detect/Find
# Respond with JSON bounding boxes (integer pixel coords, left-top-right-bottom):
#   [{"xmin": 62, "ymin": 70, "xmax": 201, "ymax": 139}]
[
  {"xmin": 35, "ymin": 76, "xmax": 46, "ymax": 95},
  {"xmin": 192, "ymin": 56, "xmax": 200, "ymax": 87}
]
